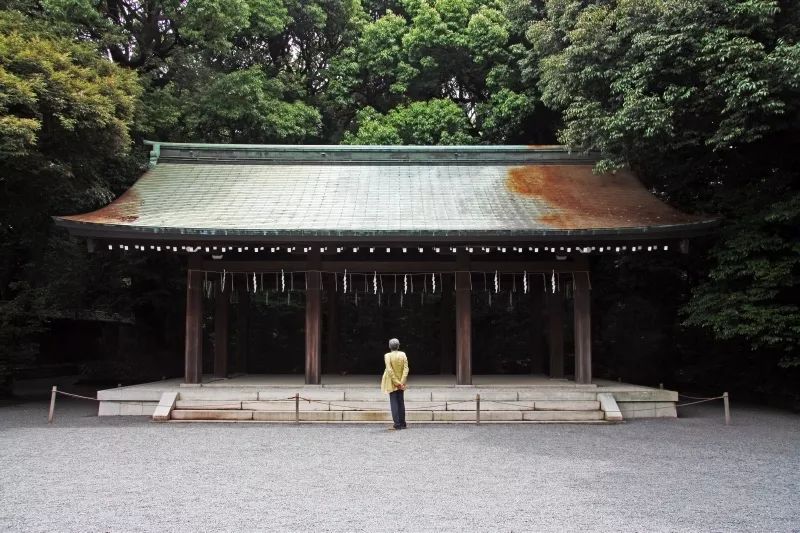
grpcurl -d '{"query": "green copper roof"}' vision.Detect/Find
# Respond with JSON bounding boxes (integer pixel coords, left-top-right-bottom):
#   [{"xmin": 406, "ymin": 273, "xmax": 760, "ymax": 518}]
[{"xmin": 55, "ymin": 142, "xmax": 717, "ymax": 242}]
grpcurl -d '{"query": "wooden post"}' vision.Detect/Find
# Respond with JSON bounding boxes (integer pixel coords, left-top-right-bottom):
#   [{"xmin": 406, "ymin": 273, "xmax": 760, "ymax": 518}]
[
  {"xmin": 184, "ymin": 264, "xmax": 204, "ymax": 384},
  {"xmin": 48, "ymin": 386, "xmax": 57, "ymax": 423},
  {"xmin": 214, "ymin": 284, "xmax": 229, "ymax": 379},
  {"xmin": 723, "ymin": 392, "xmax": 730, "ymax": 425},
  {"xmin": 476, "ymin": 393, "xmax": 480, "ymax": 424},
  {"xmin": 295, "ymin": 392, "xmax": 300, "ymax": 424},
  {"xmin": 455, "ymin": 250, "xmax": 472, "ymax": 385},
  {"xmin": 546, "ymin": 288, "xmax": 565, "ymax": 379},
  {"xmin": 305, "ymin": 251, "xmax": 322, "ymax": 385},
  {"xmin": 573, "ymin": 271, "xmax": 592, "ymax": 385}
]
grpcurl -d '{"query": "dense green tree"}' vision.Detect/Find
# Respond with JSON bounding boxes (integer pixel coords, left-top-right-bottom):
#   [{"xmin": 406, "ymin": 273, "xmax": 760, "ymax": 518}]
[
  {"xmin": 171, "ymin": 68, "xmax": 321, "ymax": 143},
  {"xmin": 327, "ymin": 0, "xmax": 554, "ymax": 142},
  {"xmin": 528, "ymin": 0, "xmax": 800, "ymax": 171},
  {"xmin": 682, "ymin": 186, "xmax": 800, "ymax": 367},
  {"xmin": 343, "ymin": 99, "xmax": 474, "ymax": 144},
  {"xmin": 0, "ymin": 10, "xmax": 142, "ymax": 391},
  {"xmin": 1, "ymin": 0, "xmax": 798, "ymax": 400},
  {"xmin": 527, "ymin": 0, "xmax": 800, "ymax": 375}
]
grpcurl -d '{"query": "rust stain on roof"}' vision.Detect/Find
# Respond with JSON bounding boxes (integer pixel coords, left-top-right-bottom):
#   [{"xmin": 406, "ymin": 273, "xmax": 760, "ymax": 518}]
[
  {"xmin": 507, "ymin": 165, "xmax": 705, "ymax": 229},
  {"xmin": 61, "ymin": 186, "xmax": 141, "ymax": 224}
]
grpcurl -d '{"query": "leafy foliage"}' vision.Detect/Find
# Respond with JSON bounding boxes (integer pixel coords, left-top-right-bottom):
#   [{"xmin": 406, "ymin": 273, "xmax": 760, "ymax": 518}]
[
  {"xmin": 529, "ymin": 0, "xmax": 800, "ymax": 170},
  {"xmin": 0, "ymin": 0, "xmax": 798, "ymax": 399},
  {"xmin": 0, "ymin": 10, "xmax": 142, "ymax": 391},
  {"xmin": 527, "ymin": 0, "xmax": 800, "ymax": 377},
  {"xmin": 326, "ymin": 0, "xmax": 545, "ymax": 142},
  {"xmin": 343, "ymin": 99, "xmax": 474, "ymax": 144},
  {"xmin": 683, "ymin": 194, "xmax": 800, "ymax": 366}
]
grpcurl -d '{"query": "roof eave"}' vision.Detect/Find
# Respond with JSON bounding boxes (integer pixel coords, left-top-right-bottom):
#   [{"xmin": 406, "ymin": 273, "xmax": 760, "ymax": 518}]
[{"xmin": 53, "ymin": 216, "xmax": 720, "ymax": 244}]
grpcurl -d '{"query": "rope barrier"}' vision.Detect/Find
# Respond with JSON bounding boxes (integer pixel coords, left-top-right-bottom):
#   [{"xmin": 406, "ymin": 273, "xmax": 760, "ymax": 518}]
[
  {"xmin": 678, "ymin": 393, "xmax": 721, "ymax": 401},
  {"xmin": 677, "ymin": 396, "xmax": 724, "ymax": 408},
  {"xmin": 617, "ymin": 398, "xmax": 718, "ymax": 414},
  {"xmin": 54, "ymin": 390, "xmax": 100, "ymax": 401},
  {"xmin": 406, "ymin": 403, "xmax": 449, "ymax": 411},
  {"xmin": 485, "ymin": 399, "xmax": 537, "ymax": 410},
  {"xmin": 617, "ymin": 394, "xmax": 730, "ymax": 425},
  {"xmin": 47, "ymin": 385, "xmax": 731, "ymax": 426}
]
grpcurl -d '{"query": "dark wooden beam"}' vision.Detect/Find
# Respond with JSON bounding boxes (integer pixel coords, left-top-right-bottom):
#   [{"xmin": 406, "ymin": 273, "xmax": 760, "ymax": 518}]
[
  {"xmin": 546, "ymin": 288, "xmax": 564, "ymax": 379},
  {"xmin": 214, "ymin": 284, "xmax": 229, "ymax": 379},
  {"xmin": 184, "ymin": 264, "xmax": 203, "ymax": 384},
  {"xmin": 573, "ymin": 271, "xmax": 592, "ymax": 384},
  {"xmin": 305, "ymin": 251, "xmax": 322, "ymax": 384},
  {"xmin": 201, "ymin": 259, "xmax": 587, "ymax": 273},
  {"xmin": 61, "ymin": 219, "xmax": 715, "ymax": 245},
  {"xmin": 455, "ymin": 250, "xmax": 472, "ymax": 385}
]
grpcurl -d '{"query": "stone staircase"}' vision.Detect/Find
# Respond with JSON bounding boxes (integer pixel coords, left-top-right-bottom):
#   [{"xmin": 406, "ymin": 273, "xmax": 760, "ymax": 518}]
[{"xmin": 153, "ymin": 389, "xmax": 623, "ymax": 423}]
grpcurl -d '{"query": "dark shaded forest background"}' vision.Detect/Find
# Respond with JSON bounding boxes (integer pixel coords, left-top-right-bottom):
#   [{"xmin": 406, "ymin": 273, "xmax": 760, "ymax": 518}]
[{"xmin": 1, "ymin": 0, "xmax": 798, "ymax": 404}]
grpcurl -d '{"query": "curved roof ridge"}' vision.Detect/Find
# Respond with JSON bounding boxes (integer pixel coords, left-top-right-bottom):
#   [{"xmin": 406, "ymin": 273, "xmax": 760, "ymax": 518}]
[{"xmin": 144, "ymin": 141, "xmax": 598, "ymax": 165}]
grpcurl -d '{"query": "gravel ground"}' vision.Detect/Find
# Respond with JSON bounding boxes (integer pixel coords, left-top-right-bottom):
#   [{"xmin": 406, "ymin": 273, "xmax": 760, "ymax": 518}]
[{"xmin": 0, "ymin": 398, "xmax": 798, "ymax": 532}]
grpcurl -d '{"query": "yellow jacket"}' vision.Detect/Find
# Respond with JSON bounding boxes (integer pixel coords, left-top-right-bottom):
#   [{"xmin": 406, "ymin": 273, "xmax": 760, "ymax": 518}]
[{"xmin": 381, "ymin": 350, "xmax": 409, "ymax": 394}]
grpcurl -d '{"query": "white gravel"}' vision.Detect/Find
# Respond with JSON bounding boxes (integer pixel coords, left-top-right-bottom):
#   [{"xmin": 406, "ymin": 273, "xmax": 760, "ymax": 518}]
[{"xmin": 0, "ymin": 398, "xmax": 798, "ymax": 532}]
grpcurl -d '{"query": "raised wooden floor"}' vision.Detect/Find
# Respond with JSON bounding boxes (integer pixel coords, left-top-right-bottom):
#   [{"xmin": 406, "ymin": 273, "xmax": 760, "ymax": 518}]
[{"xmin": 97, "ymin": 375, "xmax": 678, "ymax": 423}]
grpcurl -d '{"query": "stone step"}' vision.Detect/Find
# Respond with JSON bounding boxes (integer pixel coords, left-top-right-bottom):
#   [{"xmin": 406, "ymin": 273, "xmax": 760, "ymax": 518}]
[
  {"xmin": 529, "ymin": 400, "xmax": 600, "ymax": 411},
  {"xmin": 178, "ymin": 389, "xmax": 259, "ymax": 401},
  {"xmin": 242, "ymin": 400, "xmax": 331, "ymax": 411},
  {"xmin": 171, "ymin": 409, "xmax": 253, "ymax": 421},
  {"xmin": 169, "ymin": 389, "xmax": 601, "ymax": 403},
  {"xmin": 173, "ymin": 400, "xmax": 597, "ymax": 412},
  {"xmin": 258, "ymin": 390, "xmax": 345, "ymax": 401},
  {"xmin": 523, "ymin": 410, "xmax": 604, "ymax": 421},
  {"xmin": 175, "ymin": 400, "xmax": 242, "ymax": 410},
  {"xmin": 170, "ymin": 408, "xmax": 606, "ymax": 423},
  {"xmin": 253, "ymin": 411, "xmax": 342, "ymax": 422}
]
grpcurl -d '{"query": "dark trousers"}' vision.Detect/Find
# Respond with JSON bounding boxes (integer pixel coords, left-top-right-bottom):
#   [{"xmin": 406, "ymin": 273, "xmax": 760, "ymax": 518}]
[{"xmin": 389, "ymin": 389, "xmax": 406, "ymax": 428}]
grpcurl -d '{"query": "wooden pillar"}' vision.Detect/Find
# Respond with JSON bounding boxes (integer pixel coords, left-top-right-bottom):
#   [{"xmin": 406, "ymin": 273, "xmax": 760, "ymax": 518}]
[
  {"xmin": 214, "ymin": 284, "xmax": 229, "ymax": 379},
  {"xmin": 455, "ymin": 249, "xmax": 472, "ymax": 385},
  {"xmin": 573, "ymin": 271, "xmax": 592, "ymax": 384},
  {"xmin": 305, "ymin": 251, "xmax": 322, "ymax": 384},
  {"xmin": 184, "ymin": 265, "xmax": 203, "ymax": 384},
  {"xmin": 546, "ymin": 288, "xmax": 564, "ymax": 379}
]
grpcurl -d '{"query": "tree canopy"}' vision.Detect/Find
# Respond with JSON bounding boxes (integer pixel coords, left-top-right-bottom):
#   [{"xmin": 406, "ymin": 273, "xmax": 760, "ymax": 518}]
[{"xmin": 0, "ymin": 0, "xmax": 798, "ymax": 399}]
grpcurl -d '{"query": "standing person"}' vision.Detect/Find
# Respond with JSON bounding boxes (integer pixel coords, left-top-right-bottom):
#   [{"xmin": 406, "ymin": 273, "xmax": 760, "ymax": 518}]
[{"xmin": 381, "ymin": 338, "xmax": 409, "ymax": 430}]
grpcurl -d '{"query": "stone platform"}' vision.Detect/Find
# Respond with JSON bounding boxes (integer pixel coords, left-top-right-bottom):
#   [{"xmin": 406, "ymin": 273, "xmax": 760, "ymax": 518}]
[{"xmin": 96, "ymin": 375, "xmax": 678, "ymax": 423}]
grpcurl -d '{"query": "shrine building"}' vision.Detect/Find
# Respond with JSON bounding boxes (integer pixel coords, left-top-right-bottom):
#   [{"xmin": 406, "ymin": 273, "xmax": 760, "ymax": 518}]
[{"xmin": 54, "ymin": 142, "xmax": 717, "ymax": 422}]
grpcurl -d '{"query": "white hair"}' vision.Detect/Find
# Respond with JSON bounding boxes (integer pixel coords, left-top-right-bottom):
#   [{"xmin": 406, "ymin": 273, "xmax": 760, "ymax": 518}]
[{"xmin": 388, "ymin": 338, "xmax": 400, "ymax": 350}]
